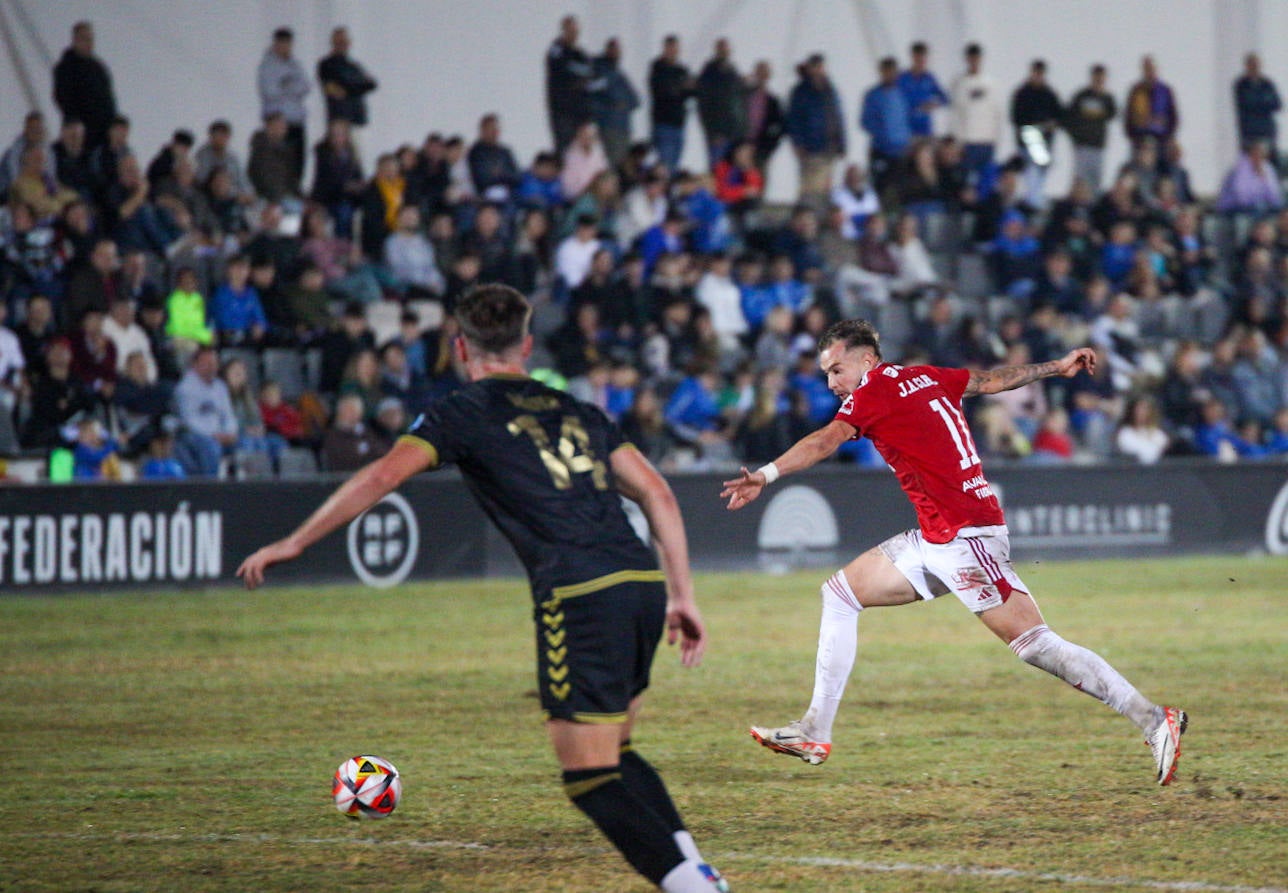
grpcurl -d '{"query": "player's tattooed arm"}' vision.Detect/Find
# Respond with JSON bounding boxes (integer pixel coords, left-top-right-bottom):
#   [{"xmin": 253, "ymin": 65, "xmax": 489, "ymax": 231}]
[{"xmin": 963, "ymin": 348, "xmax": 1096, "ymax": 397}]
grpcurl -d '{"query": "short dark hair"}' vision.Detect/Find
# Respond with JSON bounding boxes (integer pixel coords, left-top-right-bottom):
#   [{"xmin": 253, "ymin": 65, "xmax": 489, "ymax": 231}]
[
  {"xmin": 173, "ymin": 129, "xmax": 195, "ymax": 147},
  {"xmin": 818, "ymin": 319, "xmax": 882, "ymax": 359},
  {"xmin": 209, "ymin": 119, "xmax": 231, "ymax": 135},
  {"xmin": 273, "ymin": 27, "xmax": 293, "ymax": 41},
  {"xmin": 455, "ymin": 284, "xmax": 532, "ymax": 355},
  {"xmin": 1091, "ymin": 63, "xmax": 1106, "ymax": 76},
  {"xmin": 911, "ymin": 41, "xmax": 928, "ymax": 54},
  {"xmin": 965, "ymin": 43, "xmax": 982, "ymax": 57}
]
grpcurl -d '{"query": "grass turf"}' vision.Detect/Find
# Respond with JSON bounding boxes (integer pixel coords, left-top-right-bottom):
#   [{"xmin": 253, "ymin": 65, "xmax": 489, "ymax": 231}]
[{"xmin": 1, "ymin": 556, "xmax": 1285, "ymax": 892}]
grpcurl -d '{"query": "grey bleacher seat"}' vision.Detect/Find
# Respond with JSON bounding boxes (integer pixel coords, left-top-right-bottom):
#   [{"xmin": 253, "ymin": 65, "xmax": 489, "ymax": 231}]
[
  {"xmin": 303, "ymin": 348, "xmax": 323, "ymax": 393},
  {"xmin": 235, "ymin": 450, "xmax": 275, "ymax": 480},
  {"xmin": 956, "ymin": 252, "xmax": 995, "ymax": 299},
  {"xmin": 218, "ymin": 347, "xmax": 261, "ymax": 393},
  {"xmin": 876, "ymin": 302, "xmax": 914, "ymax": 360},
  {"xmin": 921, "ymin": 211, "xmax": 959, "ymax": 253},
  {"xmin": 262, "ymin": 348, "xmax": 307, "ymax": 401},
  {"xmin": 279, "ymin": 446, "xmax": 318, "ymax": 477},
  {"xmin": 365, "ymin": 300, "xmax": 403, "ymax": 346}
]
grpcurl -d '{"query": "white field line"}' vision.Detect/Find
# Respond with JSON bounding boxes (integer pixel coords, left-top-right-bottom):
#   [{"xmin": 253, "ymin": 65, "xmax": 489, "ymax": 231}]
[{"xmin": 26, "ymin": 831, "xmax": 1288, "ymax": 893}]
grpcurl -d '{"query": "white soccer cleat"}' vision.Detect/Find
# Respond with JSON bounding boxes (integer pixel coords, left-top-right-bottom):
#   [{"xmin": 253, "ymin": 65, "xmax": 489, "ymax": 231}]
[
  {"xmin": 749, "ymin": 721, "xmax": 831, "ymax": 765},
  {"xmin": 1145, "ymin": 706, "xmax": 1188, "ymax": 785}
]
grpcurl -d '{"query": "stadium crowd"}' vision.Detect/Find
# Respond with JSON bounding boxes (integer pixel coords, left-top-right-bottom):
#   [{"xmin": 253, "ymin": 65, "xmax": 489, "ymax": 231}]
[{"xmin": 2, "ymin": 17, "xmax": 1288, "ymax": 482}]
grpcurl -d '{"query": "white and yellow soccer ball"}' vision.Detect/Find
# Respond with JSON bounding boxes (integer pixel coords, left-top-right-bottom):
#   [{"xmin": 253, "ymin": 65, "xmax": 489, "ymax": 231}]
[{"xmin": 333, "ymin": 755, "xmax": 401, "ymax": 819}]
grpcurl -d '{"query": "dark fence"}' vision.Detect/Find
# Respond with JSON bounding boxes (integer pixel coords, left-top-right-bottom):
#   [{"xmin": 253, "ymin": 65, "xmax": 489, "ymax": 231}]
[{"xmin": 2, "ymin": 461, "xmax": 1286, "ymax": 594}]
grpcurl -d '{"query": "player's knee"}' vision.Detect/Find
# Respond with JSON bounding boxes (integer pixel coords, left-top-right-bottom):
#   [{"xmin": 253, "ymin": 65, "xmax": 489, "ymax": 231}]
[
  {"xmin": 1009, "ymin": 623, "xmax": 1056, "ymax": 665},
  {"xmin": 820, "ymin": 571, "xmax": 863, "ymax": 615}
]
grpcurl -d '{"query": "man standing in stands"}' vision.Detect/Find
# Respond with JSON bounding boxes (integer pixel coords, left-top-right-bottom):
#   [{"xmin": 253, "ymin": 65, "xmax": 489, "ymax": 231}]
[
  {"xmin": 1010, "ymin": 59, "xmax": 1062, "ymax": 209},
  {"xmin": 744, "ymin": 61, "xmax": 784, "ymax": 175},
  {"xmin": 950, "ymin": 43, "xmax": 1002, "ymax": 181},
  {"xmin": 860, "ymin": 57, "xmax": 912, "ymax": 197},
  {"xmin": 318, "ymin": 27, "xmax": 379, "ymax": 130},
  {"xmin": 898, "ymin": 43, "xmax": 949, "ymax": 139},
  {"xmin": 1063, "ymin": 64, "xmax": 1117, "ymax": 191},
  {"xmin": 545, "ymin": 15, "xmax": 594, "ymax": 154},
  {"xmin": 786, "ymin": 54, "xmax": 845, "ymax": 207},
  {"xmin": 1234, "ymin": 53, "xmax": 1282, "ymax": 162},
  {"xmin": 592, "ymin": 38, "xmax": 641, "ymax": 169},
  {"xmin": 1125, "ymin": 55, "xmax": 1178, "ymax": 148},
  {"xmin": 650, "ymin": 35, "xmax": 695, "ymax": 174},
  {"xmin": 53, "ymin": 21, "xmax": 118, "ymax": 151},
  {"xmin": 258, "ymin": 27, "xmax": 311, "ymax": 181},
  {"xmin": 696, "ymin": 38, "xmax": 747, "ymax": 170}
]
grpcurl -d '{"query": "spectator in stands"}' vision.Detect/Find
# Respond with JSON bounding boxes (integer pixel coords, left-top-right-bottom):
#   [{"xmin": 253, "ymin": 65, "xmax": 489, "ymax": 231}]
[
  {"xmin": 560, "ymin": 122, "xmax": 610, "ymax": 201},
  {"xmin": 1116, "ymin": 395, "xmax": 1170, "ymax": 463},
  {"xmin": 786, "ymin": 53, "xmax": 846, "ymax": 205},
  {"xmin": 385, "ymin": 205, "xmax": 445, "ymax": 298},
  {"xmin": 258, "ymin": 380, "xmax": 307, "ymax": 445},
  {"xmin": 0, "ymin": 302, "xmax": 22, "ymax": 420},
  {"xmin": 892, "ymin": 138, "xmax": 948, "ymax": 219},
  {"xmin": 831, "ymin": 164, "xmax": 880, "ymax": 240},
  {"xmin": 991, "ymin": 210, "xmax": 1042, "ymax": 300},
  {"xmin": 889, "ymin": 212, "xmax": 939, "ymax": 296},
  {"xmin": 1125, "ymin": 55, "xmax": 1178, "ymax": 147},
  {"xmin": 773, "ymin": 205, "xmax": 825, "ymax": 282},
  {"xmin": 249, "ymin": 113, "xmax": 301, "ymax": 202},
  {"xmin": 562, "ymin": 170, "xmax": 621, "ymax": 244},
  {"xmin": 696, "ymin": 38, "xmax": 747, "ymax": 169},
  {"xmin": 517, "ymin": 151, "xmax": 564, "ymax": 211},
  {"xmin": 674, "ymin": 171, "xmax": 732, "ymax": 255},
  {"xmin": 52, "ymin": 22, "xmax": 118, "ymax": 151},
  {"xmin": 514, "ymin": 208, "xmax": 555, "ymax": 294},
  {"xmin": 969, "ymin": 157, "xmax": 1029, "ymax": 244},
  {"xmin": 10, "ymin": 146, "xmax": 79, "ymax": 222},
  {"xmin": 173, "ymin": 345, "xmax": 238, "ymax": 476},
  {"xmin": 145, "ymin": 128, "xmax": 194, "ymax": 193},
  {"xmin": 664, "ymin": 362, "xmax": 729, "ymax": 453},
  {"xmin": 1215, "ymin": 141, "xmax": 1283, "ymax": 214},
  {"xmin": 909, "ymin": 293, "xmax": 957, "ymax": 365},
  {"xmin": 619, "ymin": 168, "xmax": 667, "ymax": 247},
  {"xmin": 210, "ymin": 255, "xmax": 267, "ymax": 347},
  {"xmin": 195, "ymin": 120, "xmax": 253, "ymax": 202},
  {"xmin": 1234, "ymin": 53, "xmax": 1281, "ymax": 158},
  {"xmin": 468, "ymin": 113, "xmax": 520, "ymax": 204},
  {"xmin": 164, "ymin": 266, "xmax": 213, "ymax": 364},
  {"xmin": 2, "ymin": 203, "xmax": 64, "ymax": 308},
  {"xmin": 1032, "ymin": 248, "xmax": 1083, "ymax": 315},
  {"xmin": 360, "ymin": 153, "xmax": 405, "ymax": 260},
  {"xmin": 52, "ymin": 119, "xmax": 94, "ymax": 201},
  {"xmin": 1193, "ymin": 397, "xmax": 1257, "ymax": 461},
  {"xmin": 1063, "ymin": 64, "xmax": 1117, "ymax": 192},
  {"xmin": 695, "ymin": 252, "xmax": 747, "ymax": 357},
  {"xmin": 106, "ymin": 154, "xmax": 180, "ymax": 257},
  {"xmin": 89, "ymin": 114, "xmax": 132, "ymax": 202},
  {"xmin": 321, "ymin": 393, "xmax": 388, "ymax": 471},
  {"xmin": 14, "ymin": 294, "xmax": 54, "ymax": 380},
  {"xmin": 223, "ymin": 356, "xmax": 285, "ymax": 475},
  {"xmin": 554, "ymin": 213, "xmax": 602, "ymax": 293},
  {"xmin": 861, "ymin": 57, "xmax": 913, "ymax": 196},
  {"xmin": 139, "ymin": 431, "xmax": 186, "ymax": 479},
  {"xmin": 591, "ymin": 38, "xmax": 640, "ymax": 168},
  {"xmin": 72, "ymin": 418, "xmax": 119, "ymax": 479},
  {"xmin": 257, "ymin": 27, "xmax": 311, "ymax": 177},
  {"xmin": 713, "ymin": 141, "xmax": 763, "ymax": 217},
  {"xmin": 1099, "ymin": 221, "xmax": 1139, "ymax": 288},
  {"xmin": 102, "ymin": 295, "xmax": 154, "ymax": 382},
  {"xmin": 950, "ymin": 43, "xmax": 1003, "ymax": 179},
  {"xmin": 377, "ymin": 341, "xmax": 426, "ymax": 412},
  {"xmin": 1065, "ymin": 345, "xmax": 1120, "ymax": 457},
  {"xmin": 548, "ymin": 301, "xmax": 606, "ymax": 380},
  {"xmin": 65, "ymin": 238, "xmax": 120, "ymax": 324},
  {"xmin": 1031, "ymin": 407, "xmax": 1075, "ymax": 462},
  {"xmin": 1010, "ymin": 59, "xmax": 1062, "ymax": 209},
  {"xmin": 0, "ymin": 112, "xmax": 54, "ymax": 197},
  {"xmin": 1231, "ymin": 327, "xmax": 1283, "ymax": 426},
  {"xmin": 1265, "ymin": 408, "xmax": 1288, "ymax": 456},
  {"xmin": 318, "ymin": 26, "xmax": 378, "ymax": 128},
  {"xmin": 898, "ymin": 42, "xmax": 950, "ymax": 138},
  {"xmin": 763, "ymin": 253, "xmax": 811, "ymax": 317},
  {"xmin": 113, "ymin": 350, "xmax": 171, "ymax": 454},
  {"xmin": 21, "ymin": 337, "xmax": 92, "ymax": 447},
  {"xmin": 545, "ymin": 15, "xmax": 593, "ymax": 153},
  {"xmin": 744, "ymin": 60, "xmax": 785, "ymax": 174},
  {"xmin": 442, "ymin": 251, "xmax": 482, "ymax": 313},
  {"xmin": 138, "ymin": 300, "xmax": 181, "ymax": 382},
  {"xmin": 649, "ymin": 35, "xmax": 694, "ymax": 173},
  {"xmin": 310, "ymin": 118, "xmax": 364, "ymax": 238}
]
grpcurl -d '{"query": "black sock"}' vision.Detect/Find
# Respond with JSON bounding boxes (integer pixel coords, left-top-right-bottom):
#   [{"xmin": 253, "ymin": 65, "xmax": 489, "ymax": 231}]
[
  {"xmin": 562, "ymin": 765, "xmax": 686, "ymax": 885},
  {"xmin": 619, "ymin": 741, "xmax": 686, "ymax": 834}
]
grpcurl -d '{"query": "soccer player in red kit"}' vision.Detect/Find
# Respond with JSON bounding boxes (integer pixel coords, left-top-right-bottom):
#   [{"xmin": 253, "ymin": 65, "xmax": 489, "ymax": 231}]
[{"xmin": 721, "ymin": 319, "xmax": 1187, "ymax": 785}]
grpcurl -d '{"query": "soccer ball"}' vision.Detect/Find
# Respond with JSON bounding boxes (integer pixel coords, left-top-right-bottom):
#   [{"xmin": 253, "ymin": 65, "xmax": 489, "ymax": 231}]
[{"xmin": 333, "ymin": 755, "xmax": 402, "ymax": 819}]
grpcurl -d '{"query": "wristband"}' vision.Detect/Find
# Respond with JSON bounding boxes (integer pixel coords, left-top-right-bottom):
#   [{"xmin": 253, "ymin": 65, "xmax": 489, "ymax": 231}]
[{"xmin": 756, "ymin": 462, "xmax": 780, "ymax": 485}]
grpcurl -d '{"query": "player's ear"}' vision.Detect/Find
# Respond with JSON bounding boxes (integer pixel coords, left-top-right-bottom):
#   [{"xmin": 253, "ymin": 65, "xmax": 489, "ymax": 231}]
[{"xmin": 520, "ymin": 333, "xmax": 534, "ymax": 360}]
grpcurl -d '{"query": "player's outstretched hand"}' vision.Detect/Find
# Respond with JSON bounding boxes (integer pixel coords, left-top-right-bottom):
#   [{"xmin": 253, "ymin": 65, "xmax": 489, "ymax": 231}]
[
  {"xmin": 666, "ymin": 600, "xmax": 707, "ymax": 667},
  {"xmin": 236, "ymin": 539, "xmax": 302, "ymax": 590},
  {"xmin": 721, "ymin": 467, "xmax": 766, "ymax": 511},
  {"xmin": 1054, "ymin": 347, "xmax": 1096, "ymax": 378}
]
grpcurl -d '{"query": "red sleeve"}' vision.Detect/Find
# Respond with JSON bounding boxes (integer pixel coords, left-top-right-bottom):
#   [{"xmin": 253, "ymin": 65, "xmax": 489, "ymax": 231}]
[
  {"xmin": 929, "ymin": 366, "xmax": 970, "ymax": 403},
  {"xmin": 832, "ymin": 388, "xmax": 869, "ymax": 438}
]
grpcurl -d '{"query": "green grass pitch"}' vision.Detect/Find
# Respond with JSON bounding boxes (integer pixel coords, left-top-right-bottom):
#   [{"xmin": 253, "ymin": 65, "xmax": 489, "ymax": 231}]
[{"xmin": 1, "ymin": 556, "xmax": 1285, "ymax": 892}]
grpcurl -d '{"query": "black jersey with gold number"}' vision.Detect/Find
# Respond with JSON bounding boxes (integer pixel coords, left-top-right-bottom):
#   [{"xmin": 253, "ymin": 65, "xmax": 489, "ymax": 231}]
[{"xmin": 400, "ymin": 374, "xmax": 657, "ymax": 600}]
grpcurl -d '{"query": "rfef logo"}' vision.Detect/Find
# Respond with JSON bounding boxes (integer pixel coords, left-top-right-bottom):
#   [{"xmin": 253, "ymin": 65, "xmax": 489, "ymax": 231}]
[{"xmin": 347, "ymin": 493, "xmax": 419, "ymax": 588}]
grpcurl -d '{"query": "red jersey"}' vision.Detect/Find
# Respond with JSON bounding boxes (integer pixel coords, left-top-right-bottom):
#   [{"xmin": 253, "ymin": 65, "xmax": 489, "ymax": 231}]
[{"xmin": 834, "ymin": 363, "xmax": 1005, "ymax": 543}]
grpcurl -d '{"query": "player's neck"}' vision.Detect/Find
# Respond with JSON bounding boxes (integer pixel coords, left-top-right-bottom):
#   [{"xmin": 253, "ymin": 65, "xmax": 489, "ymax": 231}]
[{"xmin": 468, "ymin": 359, "xmax": 528, "ymax": 381}]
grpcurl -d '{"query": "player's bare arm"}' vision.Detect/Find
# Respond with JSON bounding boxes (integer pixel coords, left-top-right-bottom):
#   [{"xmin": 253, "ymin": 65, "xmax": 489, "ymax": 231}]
[
  {"xmin": 962, "ymin": 347, "xmax": 1096, "ymax": 397},
  {"xmin": 721, "ymin": 419, "xmax": 856, "ymax": 511},
  {"xmin": 611, "ymin": 445, "xmax": 707, "ymax": 667},
  {"xmin": 237, "ymin": 441, "xmax": 432, "ymax": 589}
]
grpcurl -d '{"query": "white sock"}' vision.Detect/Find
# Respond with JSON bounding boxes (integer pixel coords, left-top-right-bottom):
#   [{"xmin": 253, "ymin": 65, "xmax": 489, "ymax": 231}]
[
  {"xmin": 800, "ymin": 571, "xmax": 863, "ymax": 742},
  {"xmin": 673, "ymin": 830, "xmax": 702, "ymax": 864},
  {"xmin": 1009, "ymin": 624, "xmax": 1160, "ymax": 732},
  {"xmin": 660, "ymin": 858, "xmax": 716, "ymax": 892}
]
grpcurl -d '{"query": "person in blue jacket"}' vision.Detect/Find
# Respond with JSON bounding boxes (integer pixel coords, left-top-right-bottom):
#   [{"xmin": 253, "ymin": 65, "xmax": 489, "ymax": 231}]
[{"xmin": 786, "ymin": 54, "xmax": 846, "ymax": 206}]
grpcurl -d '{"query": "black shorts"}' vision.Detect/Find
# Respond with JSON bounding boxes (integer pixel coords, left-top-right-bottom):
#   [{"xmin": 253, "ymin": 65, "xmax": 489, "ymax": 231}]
[{"xmin": 534, "ymin": 574, "xmax": 666, "ymax": 724}]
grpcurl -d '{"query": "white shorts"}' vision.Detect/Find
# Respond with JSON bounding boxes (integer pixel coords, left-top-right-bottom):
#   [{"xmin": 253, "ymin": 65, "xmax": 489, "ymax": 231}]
[{"xmin": 878, "ymin": 525, "xmax": 1030, "ymax": 613}]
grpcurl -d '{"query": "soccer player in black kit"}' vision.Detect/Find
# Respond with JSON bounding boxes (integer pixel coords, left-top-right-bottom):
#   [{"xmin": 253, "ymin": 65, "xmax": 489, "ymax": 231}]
[{"xmin": 239, "ymin": 284, "xmax": 729, "ymax": 892}]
